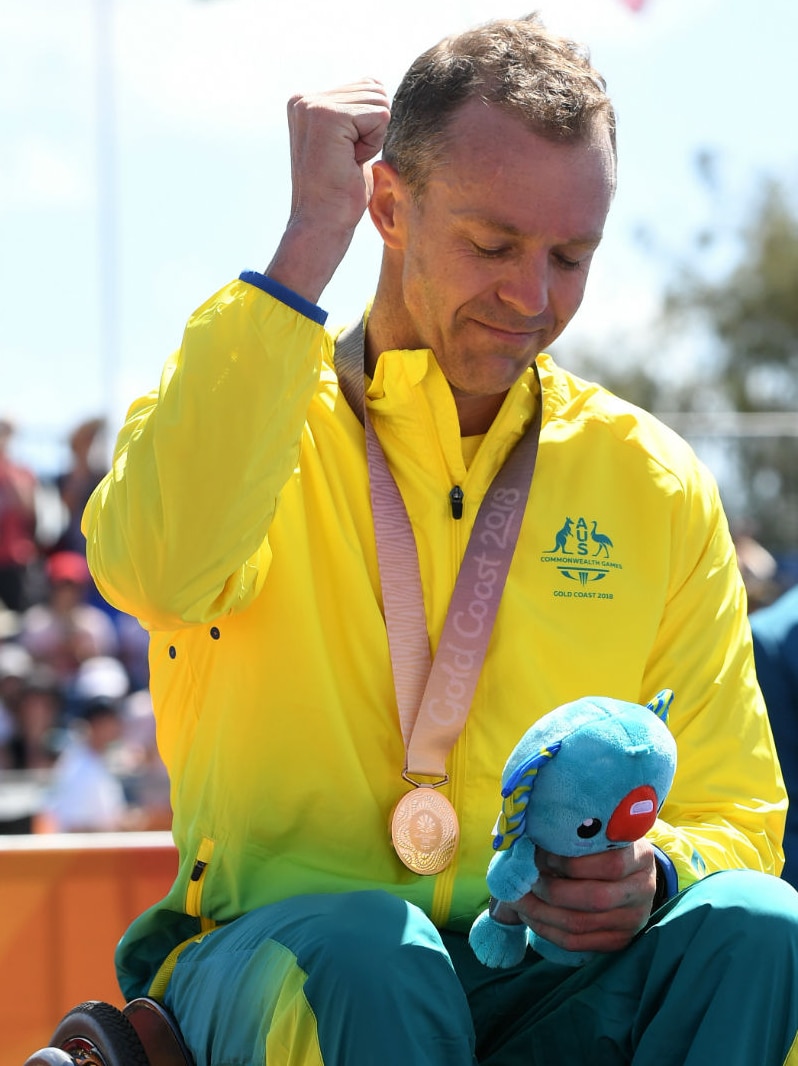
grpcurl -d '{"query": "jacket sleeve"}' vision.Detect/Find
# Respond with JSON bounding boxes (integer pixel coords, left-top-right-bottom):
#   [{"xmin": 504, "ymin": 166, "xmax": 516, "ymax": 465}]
[
  {"xmin": 82, "ymin": 278, "xmax": 325, "ymax": 630},
  {"xmin": 644, "ymin": 463, "xmax": 786, "ymax": 887}
]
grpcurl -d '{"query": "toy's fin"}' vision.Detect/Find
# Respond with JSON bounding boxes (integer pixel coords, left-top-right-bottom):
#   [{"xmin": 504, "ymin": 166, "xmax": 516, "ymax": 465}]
[
  {"xmin": 493, "ymin": 741, "xmax": 562, "ymax": 851},
  {"xmin": 646, "ymin": 689, "xmax": 674, "ymax": 723}
]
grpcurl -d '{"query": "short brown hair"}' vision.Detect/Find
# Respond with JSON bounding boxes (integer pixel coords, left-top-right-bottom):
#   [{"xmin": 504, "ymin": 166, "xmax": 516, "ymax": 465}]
[{"xmin": 383, "ymin": 13, "xmax": 616, "ymax": 196}]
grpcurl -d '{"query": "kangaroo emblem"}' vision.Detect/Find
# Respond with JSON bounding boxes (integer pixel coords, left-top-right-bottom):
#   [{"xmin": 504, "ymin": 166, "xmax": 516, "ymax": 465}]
[{"xmin": 548, "ymin": 517, "xmax": 574, "ymax": 554}]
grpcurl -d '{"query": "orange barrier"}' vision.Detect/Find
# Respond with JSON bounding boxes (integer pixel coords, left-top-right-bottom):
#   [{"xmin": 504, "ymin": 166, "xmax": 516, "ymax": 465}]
[{"xmin": 0, "ymin": 832, "xmax": 177, "ymax": 1065}]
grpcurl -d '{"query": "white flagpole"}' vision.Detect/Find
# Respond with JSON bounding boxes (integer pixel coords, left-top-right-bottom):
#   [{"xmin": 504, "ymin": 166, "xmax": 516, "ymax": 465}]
[{"xmin": 94, "ymin": 0, "xmax": 119, "ymax": 434}]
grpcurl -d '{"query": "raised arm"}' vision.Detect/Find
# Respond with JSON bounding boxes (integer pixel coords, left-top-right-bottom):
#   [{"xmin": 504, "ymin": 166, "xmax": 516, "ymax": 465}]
[
  {"xmin": 266, "ymin": 79, "xmax": 391, "ymax": 301},
  {"xmin": 83, "ymin": 83, "xmax": 390, "ymax": 630}
]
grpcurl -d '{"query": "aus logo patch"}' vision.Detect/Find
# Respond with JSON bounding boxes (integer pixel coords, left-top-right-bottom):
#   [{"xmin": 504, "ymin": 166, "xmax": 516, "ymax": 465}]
[{"xmin": 540, "ymin": 516, "xmax": 623, "ymax": 597}]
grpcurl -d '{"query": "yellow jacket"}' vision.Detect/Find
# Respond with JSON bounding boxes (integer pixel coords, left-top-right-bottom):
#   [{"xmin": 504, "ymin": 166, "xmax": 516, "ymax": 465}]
[{"xmin": 83, "ymin": 277, "xmax": 785, "ymax": 998}]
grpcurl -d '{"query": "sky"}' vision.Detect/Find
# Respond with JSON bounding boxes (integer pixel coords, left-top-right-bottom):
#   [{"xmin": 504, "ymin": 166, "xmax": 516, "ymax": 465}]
[{"xmin": 2, "ymin": 0, "xmax": 797, "ymax": 476}]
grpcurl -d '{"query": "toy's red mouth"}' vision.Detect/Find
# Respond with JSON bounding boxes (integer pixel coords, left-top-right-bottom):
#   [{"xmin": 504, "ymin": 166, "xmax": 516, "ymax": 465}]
[{"xmin": 606, "ymin": 785, "xmax": 658, "ymax": 842}]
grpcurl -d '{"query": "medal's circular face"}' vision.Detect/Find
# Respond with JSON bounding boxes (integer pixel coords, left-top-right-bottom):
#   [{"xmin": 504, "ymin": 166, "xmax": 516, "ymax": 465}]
[{"xmin": 391, "ymin": 788, "xmax": 460, "ymax": 875}]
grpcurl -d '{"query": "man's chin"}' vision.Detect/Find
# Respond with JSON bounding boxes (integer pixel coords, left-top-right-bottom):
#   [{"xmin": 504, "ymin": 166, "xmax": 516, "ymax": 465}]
[
  {"xmin": 448, "ymin": 363, "xmax": 534, "ymax": 402},
  {"xmin": 474, "ymin": 351, "xmax": 539, "ymax": 391}
]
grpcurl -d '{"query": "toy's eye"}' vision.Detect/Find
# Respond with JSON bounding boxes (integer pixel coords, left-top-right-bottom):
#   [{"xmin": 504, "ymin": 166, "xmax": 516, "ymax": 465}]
[{"xmin": 577, "ymin": 818, "xmax": 603, "ymax": 839}]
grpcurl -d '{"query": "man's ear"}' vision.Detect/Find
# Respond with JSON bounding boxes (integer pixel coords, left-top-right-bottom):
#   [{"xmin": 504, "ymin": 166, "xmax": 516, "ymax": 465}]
[{"xmin": 368, "ymin": 160, "xmax": 409, "ymax": 250}]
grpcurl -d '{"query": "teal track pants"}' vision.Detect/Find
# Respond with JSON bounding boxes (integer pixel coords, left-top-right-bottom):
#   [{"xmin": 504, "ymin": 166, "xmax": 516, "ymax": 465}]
[{"xmin": 162, "ymin": 870, "xmax": 798, "ymax": 1065}]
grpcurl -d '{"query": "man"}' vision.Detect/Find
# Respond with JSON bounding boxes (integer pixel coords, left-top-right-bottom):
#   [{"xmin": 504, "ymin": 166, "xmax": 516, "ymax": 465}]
[
  {"xmin": 19, "ymin": 550, "xmax": 119, "ymax": 685},
  {"xmin": 751, "ymin": 584, "xmax": 798, "ymax": 888},
  {"xmin": 41, "ymin": 655, "xmax": 129, "ymax": 833},
  {"xmin": 83, "ymin": 14, "xmax": 798, "ymax": 1066},
  {"xmin": 0, "ymin": 418, "xmax": 38, "ymax": 613}
]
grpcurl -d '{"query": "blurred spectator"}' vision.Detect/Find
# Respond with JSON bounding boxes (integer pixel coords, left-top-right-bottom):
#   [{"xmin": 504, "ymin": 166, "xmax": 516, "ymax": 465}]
[
  {"xmin": 39, "ymin": 655, "xmax": 130, "ymax": 832},
  {"xmin": 11, "ymin": 662, "xmax": 65, "ymax": 770},
  {"xmin": 0, "ymin": 419, "xmax": 39, "ymax": 612},
  {"xmin": 112, "ymin": 688, "xmax": 172, "ymax": 830},
  {"xmin": 116, "ymin": 611, "xmax": 150, "ymax": 692},
  {"xmin": 19, "ymin": 550, "xmax": 118, "ymax": 685},
  {"xmin": 53, "ymin": 417, "xmax": 107, "ymax": 554},
  {"xmin": 0, "ymin": 599, "xmax": 21, "ymax": 642},
  {"xmin": 734, "ymin": 529, "xmax": 781, "ymax": 613},
  {"xmin": 0, "ymin": 642, "xmax": 33, "ymax": 769},
  {"xmin": 750, "ymin": 584, "xmax": 798, "ymax": 888}
]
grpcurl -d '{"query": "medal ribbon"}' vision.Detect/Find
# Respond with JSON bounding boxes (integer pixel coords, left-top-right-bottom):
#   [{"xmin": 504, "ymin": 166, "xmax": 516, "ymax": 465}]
[{"xmin": 335, "ymin": 320, "xmax": 542, "ymax": 784}]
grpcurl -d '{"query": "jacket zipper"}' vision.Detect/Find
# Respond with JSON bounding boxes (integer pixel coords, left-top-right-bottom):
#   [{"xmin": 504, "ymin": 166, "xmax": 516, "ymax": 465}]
[{"xmin": 186, "ymin": 836, "xmax": 215, "ymax": 921}]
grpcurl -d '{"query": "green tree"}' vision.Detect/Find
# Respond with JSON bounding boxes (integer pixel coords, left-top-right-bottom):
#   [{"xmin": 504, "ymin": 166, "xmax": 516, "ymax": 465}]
[
  {"xmin": 556, "ymin": 172, "xmax": 798, "ymax": 558},
  {"xmin": 668, "ymin": 179, "xmax": 798, "ymax": 413}
]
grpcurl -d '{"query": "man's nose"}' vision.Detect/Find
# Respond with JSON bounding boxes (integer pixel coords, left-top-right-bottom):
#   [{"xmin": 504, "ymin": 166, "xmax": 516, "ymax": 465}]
[{"xmin": 497, "ymin": 256, "xmax": 549, "ymax": 317}]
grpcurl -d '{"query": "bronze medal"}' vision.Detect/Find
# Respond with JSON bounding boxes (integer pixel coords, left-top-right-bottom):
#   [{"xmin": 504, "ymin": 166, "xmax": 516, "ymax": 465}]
[{"xmin": 391, "ymin": 787, "xmax": 460, "ymax": 875}]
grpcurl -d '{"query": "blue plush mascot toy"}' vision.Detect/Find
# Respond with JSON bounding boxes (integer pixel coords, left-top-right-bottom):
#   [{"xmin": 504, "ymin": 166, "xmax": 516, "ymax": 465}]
[{"xmin": 469, "ymin": 690, "xmax": 678, "ymax": 969}]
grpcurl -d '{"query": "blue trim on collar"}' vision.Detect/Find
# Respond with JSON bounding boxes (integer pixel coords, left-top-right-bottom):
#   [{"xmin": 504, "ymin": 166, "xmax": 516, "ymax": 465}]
[{"xmin": 239, "ymin": 271, "xmax": 328, "ymax": 326}]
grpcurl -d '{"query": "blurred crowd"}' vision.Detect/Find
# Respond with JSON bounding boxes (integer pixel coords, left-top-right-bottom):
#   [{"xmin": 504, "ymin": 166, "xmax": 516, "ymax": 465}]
[{"xmin": 0, "ymin": 416, "xmax": 170, "ymax": 834}]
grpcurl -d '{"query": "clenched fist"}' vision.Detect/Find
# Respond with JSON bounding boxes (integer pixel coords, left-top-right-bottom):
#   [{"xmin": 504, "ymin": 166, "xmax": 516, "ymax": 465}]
[{"xmin": 266, "ymin": 80, "xmax": 391, "ymax": 302}]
